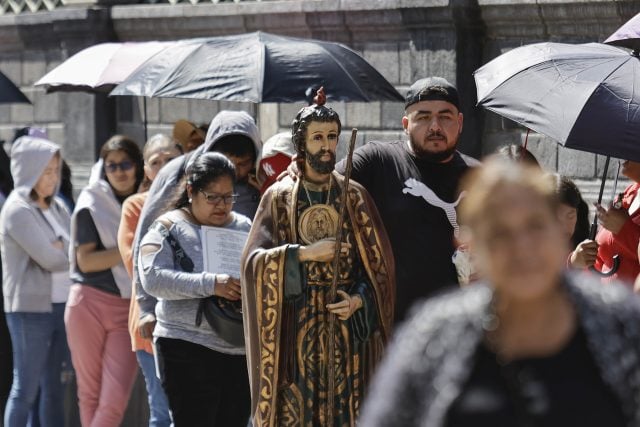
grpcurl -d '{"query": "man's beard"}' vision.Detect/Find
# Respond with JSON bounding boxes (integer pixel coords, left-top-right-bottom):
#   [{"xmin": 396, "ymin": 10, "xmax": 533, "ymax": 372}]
[
  {"xmin": 409, "ymin": 132, "xmax": 458, "ymax": 162},
  {"xmin": 306, "ymin": 149, "xmax": 336, "ymax": 174}
]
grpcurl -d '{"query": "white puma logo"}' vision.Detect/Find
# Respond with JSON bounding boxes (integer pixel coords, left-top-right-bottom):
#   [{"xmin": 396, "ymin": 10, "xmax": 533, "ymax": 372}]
[{"xmin": 402, "ymin": 178, "xmax": 466, "ymax": 237}]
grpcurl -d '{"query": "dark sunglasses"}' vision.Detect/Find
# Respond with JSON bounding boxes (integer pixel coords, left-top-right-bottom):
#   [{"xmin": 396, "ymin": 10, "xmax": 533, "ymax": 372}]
[
  {"xmin": 105, "ymin": 160, "xmax": 134, "ymax": 173},
  {"xmin": 198, "ymin": 189, "xmax": 238, "ymax": 206}
]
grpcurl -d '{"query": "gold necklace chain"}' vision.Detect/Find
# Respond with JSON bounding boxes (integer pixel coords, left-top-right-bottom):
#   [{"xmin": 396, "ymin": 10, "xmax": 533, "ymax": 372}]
[{"xmin": 302, "ymin": 175, "xmax": 332, "ymax": 206}]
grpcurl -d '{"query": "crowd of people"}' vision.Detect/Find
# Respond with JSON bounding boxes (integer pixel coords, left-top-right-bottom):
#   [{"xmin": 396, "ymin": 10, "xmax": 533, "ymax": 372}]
[{"xmin": 0, "ymin": 76, "xmax": 640, "ymax": 427}]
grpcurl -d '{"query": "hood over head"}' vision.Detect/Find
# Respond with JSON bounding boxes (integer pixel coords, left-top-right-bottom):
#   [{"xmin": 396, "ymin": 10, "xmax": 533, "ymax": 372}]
[
  {"xmin": 188, "ymin": 110, "xmax": 262, "ymax": 169},
  {"xmin": 10, "ymin": 136, "xmax": 60, "ymax": 198},
  {"xmin": 262, "ymin": 132, "xmax": 295, "ymax": 160}
]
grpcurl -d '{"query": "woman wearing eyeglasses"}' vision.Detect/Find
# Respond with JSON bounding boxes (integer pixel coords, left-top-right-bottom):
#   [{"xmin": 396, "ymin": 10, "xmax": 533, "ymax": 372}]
[
  {"xmin": 138, "ymin": 152, "xmax": 252, "ymax": 427},
  {"xmin": 66, "ymin": 135, "xmax": 144, "ymax": 427}
]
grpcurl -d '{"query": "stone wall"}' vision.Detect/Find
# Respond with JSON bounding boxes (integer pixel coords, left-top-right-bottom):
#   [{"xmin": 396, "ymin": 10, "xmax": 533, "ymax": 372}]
[
  {"xmin": 109, "ymin": 0, "xmax": 485, "ymax": 160},
  {"xmin": 0, "ymin": 0, "xmax": 638, "ymax": 422},
  {"xmin": 1, "ymin": 0, "xmax": 639, "ymax": 190}
]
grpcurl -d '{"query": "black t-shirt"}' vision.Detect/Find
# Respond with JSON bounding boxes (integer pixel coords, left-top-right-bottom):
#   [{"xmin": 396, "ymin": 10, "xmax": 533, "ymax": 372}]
[
  {"xmin": 70, "ymin": 208, "xmax": 120, "ymax": 296},
  {"xmin": 446, "ymin": 327, "xmax": 626, "ymax": 427},
  {"xmin": 336, "ymin": 140, "xmax": 475, "ymax": 322}
]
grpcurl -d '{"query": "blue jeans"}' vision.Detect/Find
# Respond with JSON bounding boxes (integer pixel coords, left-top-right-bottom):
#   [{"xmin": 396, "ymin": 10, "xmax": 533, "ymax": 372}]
[
  {"xmin": 4, "ymin": 304, "xmax": 68, "ymax": 427},
  {"xmin": 136, "ymin": 350, "xmax": 172, "ymax": 427}
]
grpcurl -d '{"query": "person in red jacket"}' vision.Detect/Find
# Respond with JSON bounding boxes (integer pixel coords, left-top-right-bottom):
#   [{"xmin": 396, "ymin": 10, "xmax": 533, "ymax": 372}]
[{"xmin": 594, "ymin": 160, "xmax": 640, "ymax": 285}]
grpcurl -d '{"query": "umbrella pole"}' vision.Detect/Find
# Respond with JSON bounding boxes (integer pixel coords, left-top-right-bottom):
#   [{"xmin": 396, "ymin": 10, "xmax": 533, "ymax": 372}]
[
  {"xmin": 588, "ymin": 156, "xmax": 622, "ymax": 277},
  {"xmin": 143, "ymin": 97, "xmax": 148, "ymax": 142},
  {"xmin": 590, "ymin": 156, "xmax": 609, "ymax": 240}
]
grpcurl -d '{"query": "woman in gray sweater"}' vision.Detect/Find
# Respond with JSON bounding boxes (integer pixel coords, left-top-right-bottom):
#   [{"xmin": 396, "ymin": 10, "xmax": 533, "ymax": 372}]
[
  {"xmin": 0, "ymin": 136, "xmax": 71, "ymax": 427},
  {"xmin": 139, "ymin": 152, "xmax": 252, "ymax": 427}
]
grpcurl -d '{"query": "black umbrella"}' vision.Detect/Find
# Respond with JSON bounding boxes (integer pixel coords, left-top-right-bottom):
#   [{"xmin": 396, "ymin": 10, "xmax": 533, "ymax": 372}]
[
  {"xmin": 605, "ymin": 12, "xmax": 640, "ymax": 52},
  {"xmin": 474, "ymin": 42, "xmax": 640, "ymax": 276},
  {"xmin": 475, "ymin": 42, "xmax": 640, "ymax": 162},
  {"xmin": 0, "ymin": 70, "xmax": 30, "ymax": 104},
  {"xmin": 110, "ymin": 32, "xmax": 403, "ymax": 103}
]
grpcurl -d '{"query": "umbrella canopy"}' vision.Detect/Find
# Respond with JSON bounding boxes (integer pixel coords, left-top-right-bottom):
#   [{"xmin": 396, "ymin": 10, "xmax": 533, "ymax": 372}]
[
  {"xmin": 474, "ymin": 42, "xmax": 640, "ymax": 162},
  {"xmin": 1, "ymin": 70, "xmax": 30, "ymax": 104},
  {"xmin": 35, "ymin": 41, "xmax": 174, "ymax": 93},
  {"xmin": 605, "ymin": 12, "xmax": 640, "ymax": 51},
  {"xmin": 110, "ymin": 32, "xmax": 403, "ymax": 103}
]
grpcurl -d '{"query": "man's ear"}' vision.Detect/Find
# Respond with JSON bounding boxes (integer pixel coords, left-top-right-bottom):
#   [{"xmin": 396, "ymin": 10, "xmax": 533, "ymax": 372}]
[
  {"xmin": 402, "ymin": 115, "xmax": 410, "ymax": 135},
  {"xmin": 458, "ymin": 112, "xmax": 464, "ymax": 135}
]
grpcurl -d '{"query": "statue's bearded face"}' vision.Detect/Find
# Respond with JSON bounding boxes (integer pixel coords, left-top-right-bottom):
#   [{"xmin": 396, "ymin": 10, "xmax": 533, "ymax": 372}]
[
  {"xmin": 311, "ymin": 212, "xmax": 331, "ymax": 240},
  {"xmin": 304, "ymin": 121, "xmax": 339, "ymax": 175}
]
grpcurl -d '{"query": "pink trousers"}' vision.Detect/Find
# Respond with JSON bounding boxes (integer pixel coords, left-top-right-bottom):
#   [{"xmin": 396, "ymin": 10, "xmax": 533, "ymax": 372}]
[{"xmin": 65, "ymin": 284, "xmax": 138, "ymax": 427}]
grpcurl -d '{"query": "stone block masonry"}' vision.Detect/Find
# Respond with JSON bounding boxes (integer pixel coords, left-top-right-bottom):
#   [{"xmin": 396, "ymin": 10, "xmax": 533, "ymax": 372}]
[{"xmin": 1, "ymin": 0, "xmax": 640, "ymax": 192}]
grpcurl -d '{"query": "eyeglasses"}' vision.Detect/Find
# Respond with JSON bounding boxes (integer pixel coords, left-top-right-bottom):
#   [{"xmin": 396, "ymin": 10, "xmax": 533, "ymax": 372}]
[
  {"xmin": 105, "ymin": 161, "xmax": 134, "ymax": 173},
  {"xmin": 198, "ymin": 189, "xmax": 238, "ymax": 205}
]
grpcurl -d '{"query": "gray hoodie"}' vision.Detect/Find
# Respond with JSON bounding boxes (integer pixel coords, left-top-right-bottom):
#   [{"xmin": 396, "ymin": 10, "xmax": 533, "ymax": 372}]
[
  {"xmin": 0, "ymin": 137, "xmax": 70, "ymax": 313},
  {"xmin": 133, "ymin": 110, "xmax": 261, "ymax": 317}
]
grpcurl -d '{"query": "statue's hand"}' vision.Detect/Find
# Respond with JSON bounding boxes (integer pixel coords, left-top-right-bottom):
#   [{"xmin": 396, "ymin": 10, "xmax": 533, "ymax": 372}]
[{"xmin": 326, "ymin": 290, "xmax": 363, "ymax": 321}]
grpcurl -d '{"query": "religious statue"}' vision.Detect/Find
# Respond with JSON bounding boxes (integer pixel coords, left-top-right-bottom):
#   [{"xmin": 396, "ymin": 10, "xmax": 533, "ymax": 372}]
[{"xmin": 242, "ymin": 89, "xmax": 395, "ymax": 426}]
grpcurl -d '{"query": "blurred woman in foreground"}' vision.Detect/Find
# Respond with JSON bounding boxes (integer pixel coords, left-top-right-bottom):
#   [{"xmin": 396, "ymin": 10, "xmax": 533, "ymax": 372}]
[{"xmin": 361, "ymin": 159, "xmax": 640, "ymax": 427}]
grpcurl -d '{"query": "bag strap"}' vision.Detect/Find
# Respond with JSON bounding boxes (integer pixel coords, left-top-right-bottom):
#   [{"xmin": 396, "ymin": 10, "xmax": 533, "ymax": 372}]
[
  {"xmin": 150, "ymin": 220, "xmax": 194, "ymax": 273},
  {"xmin": 150, "ymin": 217, "xmax": 208, "ymax": 327}
]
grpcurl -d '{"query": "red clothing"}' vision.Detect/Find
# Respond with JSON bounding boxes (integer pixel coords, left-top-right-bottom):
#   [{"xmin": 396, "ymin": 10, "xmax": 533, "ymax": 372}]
[{"xmin": 595, "ymin": 183, "xmax": 640, "ymax": 285}]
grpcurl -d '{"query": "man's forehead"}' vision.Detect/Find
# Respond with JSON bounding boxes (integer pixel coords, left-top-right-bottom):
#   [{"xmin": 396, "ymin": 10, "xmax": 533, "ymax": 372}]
[{"xmin": 405, "ymin": 100, "xmax": 459, "ymax": 115}]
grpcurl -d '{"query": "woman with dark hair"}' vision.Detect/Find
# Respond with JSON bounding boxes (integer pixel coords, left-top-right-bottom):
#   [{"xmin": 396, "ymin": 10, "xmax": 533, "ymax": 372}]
[
  {"xmin": 548, "ymin": 174, "xmax": 599, "ymax": 269},
  {"xmin": 361, "ymin": 159, "xmax": 640, "ymax": 427},
  {"xmin": 66, "ymin": 135, "xmax": 143, "ymax": 427},
  {"xmin": 0, "ymin": 136, "xmax": 71, "ymax": 427},
  {"xmin": 139, "ymin": 152, "xmax": 252, "ymax": 427}
]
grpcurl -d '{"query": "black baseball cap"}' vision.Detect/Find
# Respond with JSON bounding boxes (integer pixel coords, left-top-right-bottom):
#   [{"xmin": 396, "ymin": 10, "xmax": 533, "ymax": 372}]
[{"xmin": 404, "ymin": 77, "xmax": 461, "ymax": 111}]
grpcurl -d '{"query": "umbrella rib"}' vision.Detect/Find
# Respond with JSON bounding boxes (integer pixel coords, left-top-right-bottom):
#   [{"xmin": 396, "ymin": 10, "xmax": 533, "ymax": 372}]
[
  {"xmin": 577, "ymin": 56, "xmax": 634, "ymax": 107},
  {"xmin": 322, "ymin": 45, "xmax": 369, "ymax": 101},
  {"xmin": 522, "ymin": 57, "xmax": 628, "ymax": 134}
]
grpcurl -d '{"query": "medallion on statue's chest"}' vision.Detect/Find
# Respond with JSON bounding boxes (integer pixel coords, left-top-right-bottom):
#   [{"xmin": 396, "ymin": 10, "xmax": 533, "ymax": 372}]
[
  {"xmin": 298, "ymin": 204, "xmax": 339, "ymax": 245},
  {"xmin": 297, "ymin": 176, "xmax": 340, "ymax": 245}
]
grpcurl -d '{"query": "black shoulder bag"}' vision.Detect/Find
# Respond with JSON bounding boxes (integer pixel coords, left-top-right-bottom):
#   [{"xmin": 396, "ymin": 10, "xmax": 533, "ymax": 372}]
[{"xmin": 151, "ymin": 221, "xmax": 245, "ymax": 347}]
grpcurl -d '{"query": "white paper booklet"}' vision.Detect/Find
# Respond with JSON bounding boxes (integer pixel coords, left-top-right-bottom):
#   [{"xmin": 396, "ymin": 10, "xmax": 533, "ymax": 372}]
[{"xmin": 200, "ymin": 226, "xmax": 249, "ymax": 278}]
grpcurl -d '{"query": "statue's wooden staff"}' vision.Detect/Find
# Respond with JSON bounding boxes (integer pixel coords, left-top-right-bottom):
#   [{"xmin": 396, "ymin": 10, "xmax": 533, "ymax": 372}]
[{"xmin": 327, "ymin": 127, "xmax": 358, "ymax": 426}]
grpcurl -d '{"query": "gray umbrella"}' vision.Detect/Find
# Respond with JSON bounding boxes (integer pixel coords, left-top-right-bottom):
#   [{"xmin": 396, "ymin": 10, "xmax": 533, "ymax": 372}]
[
  {"xmin": 110, "ymin": 32, "xmax": 403, "ymax": 103},
  {"xmin": 475, "ymin": 42, "xmax": 640, "ymax": 162},
  {"xmin": 474, "ymin": 42, "xmax": 640, "ymax": 276}
]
